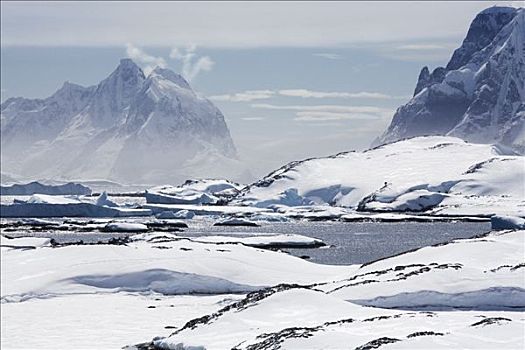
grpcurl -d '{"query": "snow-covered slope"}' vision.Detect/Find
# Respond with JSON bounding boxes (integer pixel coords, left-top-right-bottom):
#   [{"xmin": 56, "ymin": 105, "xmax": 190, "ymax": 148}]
[
  {"xmin": 0, "ymin": 60, "xmax": 248, "ymax": 184},
  {"xmin": 140, "ymin": 230, "xmax": 525, "ymax": 350},
  {"xmin": 2, "ymin": 228, "xmax": 523, "ymax": 349},
  {"xmin": 146, "ymin": 178, "xmax": 243, "ymax": 205},
  {"xmin": 376, "ymin": 7, "xmax": 525, "ymax": 152},
  {"xmin": 235, "ymin": 136, "xmax": 524, "ymax": 216}
]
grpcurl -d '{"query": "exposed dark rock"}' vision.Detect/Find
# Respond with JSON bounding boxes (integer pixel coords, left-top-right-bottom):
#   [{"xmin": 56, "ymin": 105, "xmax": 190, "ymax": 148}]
[
  {"xmin": 354, "ymin": 337, "xmax": 401, "ymax": 350},
  {"xmin": 407, "ymin": 331, "xmax": 444, "ymax": 338},
  {"xmin": 470, "ymin": 317, "xmax": 512, "ymax": 327}
]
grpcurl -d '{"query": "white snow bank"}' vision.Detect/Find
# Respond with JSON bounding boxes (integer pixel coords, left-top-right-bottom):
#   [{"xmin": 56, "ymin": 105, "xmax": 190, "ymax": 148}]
[
  {"xmin": 1, "ymin": 236, "xmax": 52, "ymax": 250},
  {"xmin": 0, "ymin": 181, "xmax": 92, "ymax": 196},
  {"xmin": 146, "ymin": 179, "xmax": 243, "ymax": 205},
  {"xmin": 322, "ymin": 230, "xmax": 525, "ymax": 309},
  {"xmin": 1, "ymin": 232, "xmax": 352, "ymax": 302},
  {"xmin": 70, "ymin": 269, "xmax": 258, "ymax": 295},
  {"xmin": 213, "ymin": 217, "xmax": 259, "ymax": 227},
  {"xmin": 1, "ymin": 293, "xmax": 238, "ymax": 350},
  {"xmin": 15, "ymin": 218, "xmax": 60, "ymax": 226},
  {"xmin": 491, "ymin": 215, "xmax": 525, "ymax": 230},
  {"xmin": 191, "ymin": 234, "xmax": 325, "ymax": 248},
  {"xmin": 103, "ymin": 222, "xmax": 149, "ymax": 232},
  {"xmin": 248, "ymin": 213, "xmax": 289, "ymax": 222}
]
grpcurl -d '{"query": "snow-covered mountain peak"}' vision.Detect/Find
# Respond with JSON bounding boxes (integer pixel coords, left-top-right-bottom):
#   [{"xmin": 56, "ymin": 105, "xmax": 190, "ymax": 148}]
[
  {"xmin": 0, "ymin": 58, "xmax": 248, "ymax": 184},
  {"xmin": 376, "ymin": 6, "xmax": 525, "ymax": 153},
  {"xmin": 447, "ymin": 6, "xmax": 518, "ymax": 70},
  {"xmin": 150, "ymin": 67, "xmax": 192, "ymax": 91},
  {"xmin": 98, "ymin": 58, "xmax": 145, "ymax": 95}
]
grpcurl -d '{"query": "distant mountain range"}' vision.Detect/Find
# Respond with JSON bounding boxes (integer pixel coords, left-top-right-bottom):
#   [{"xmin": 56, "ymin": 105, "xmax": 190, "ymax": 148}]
[
  {"xmin": 375, "ymin": 6, "xmax": 524, "ymax": 152},
  {"xmin": 1, "ymin": 59, "xmax": 249, "ymax": 184}
]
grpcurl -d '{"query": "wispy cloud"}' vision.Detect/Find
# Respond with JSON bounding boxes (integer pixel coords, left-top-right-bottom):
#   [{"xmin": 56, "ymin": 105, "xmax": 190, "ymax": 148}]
[
  {"xmin": 278, "ymin": 89, "xmax": 404, "ymax": 99},
  {"xmin": 313, "ymin": 53, "xmax": 343, "ymax": 60},
  {"xmin": 252, "ymin": 103, "xmax": 388, "ymax": 113},
  {"xmin": 125, "ymin": 44, "xmax": 166, "ymax": 75},
  {"xmin": 251, "ymin": 103, "xmax": 393, "ymax": 122},
  {"xmin": 241, "ymin": 117, "xmax": 265, "ymax": 121},
  {"xmin": 209, "ymin": 90, "xmax": 275, "ymax": 102},
  {"xmin": 169, "ymin": 46, "xmax": 214, "ymax": 81},
  {"xmin": 377, "ymin": 40, "xmax": 458, "ymax": 62},
  {"xmin": 395, "ymin": 44, "xmax": 448, "ymax": 51},
  {"xmin": 209, "ymin": 88, "xmax": 405, "ymax": 102},
  {"xmin": 295, "ymin": 111, "xmax": 379, "ymax": 121}
]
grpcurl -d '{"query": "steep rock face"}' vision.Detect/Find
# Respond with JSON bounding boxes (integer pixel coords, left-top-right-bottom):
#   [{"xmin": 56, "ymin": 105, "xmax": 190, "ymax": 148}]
[
  {"xmin": 0, "ymin": 59, "xmax": 246, "ymax": 184},
  {"xmin": 376, "ymin": 7, "xmax": 524, "ymax": 152}
]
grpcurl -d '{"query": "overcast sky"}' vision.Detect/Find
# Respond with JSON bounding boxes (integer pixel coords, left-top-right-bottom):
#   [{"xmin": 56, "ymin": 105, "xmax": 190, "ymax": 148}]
[{"xmin": 1, "ymin": 1, "xmax": 521, "ymax": 177}]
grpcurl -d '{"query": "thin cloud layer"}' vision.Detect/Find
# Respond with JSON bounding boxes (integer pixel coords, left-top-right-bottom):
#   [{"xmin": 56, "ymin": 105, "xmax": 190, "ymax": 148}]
[
  {"xmin": 294, "ymin": 111, "xmax": 380, "ymax": 121},
  {"xmin": 2, "ymin": 2, "xmax": 516, "ymax": 47},
  {"xmin": 313, "ymin": 53, "xmax": 343, "ymax": 60},
  {"xmin": 210, "ymin": 89, "xmax": 406, "ymax": 102},
  {"xmin": 278, "ymin": 89, "xmax": 400, "ymax": 99},
  {"xmin": 209, "ymin": 90, "xmax": 275, "ymax": 102},
  {"xmin": 251, "ymin": 103, "xmax": 393, "ymax": 123}
]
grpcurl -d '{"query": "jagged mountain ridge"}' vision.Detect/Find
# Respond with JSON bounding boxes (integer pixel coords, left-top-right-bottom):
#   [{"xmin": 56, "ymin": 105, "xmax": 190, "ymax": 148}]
[
  {"xmin": 376, "ymin": 6, "xmax": 525, "ymax": 152},
  {"xmin": 0, "ymin": 59, "xmax": 247, "ymax": 184}
]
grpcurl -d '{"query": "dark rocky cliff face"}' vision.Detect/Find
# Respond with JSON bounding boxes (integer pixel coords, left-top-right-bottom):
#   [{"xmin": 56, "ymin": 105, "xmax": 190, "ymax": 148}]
[{"xmin": 376, "ymin": 7, "xmax": 524, "ymax": 153}]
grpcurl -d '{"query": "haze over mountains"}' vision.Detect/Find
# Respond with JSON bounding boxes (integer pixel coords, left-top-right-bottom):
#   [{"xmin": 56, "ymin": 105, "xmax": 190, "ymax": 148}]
[
  {"xmin": 376, "ymin": 7, "xmax": 525, "ymax": 152},
  {"xmin": 1, "ymin": 6, "xmax": 523, "ymax": 186},
  {"xmin": 1, "ymin": 59, "xmax": 249, "ymax": 184}
]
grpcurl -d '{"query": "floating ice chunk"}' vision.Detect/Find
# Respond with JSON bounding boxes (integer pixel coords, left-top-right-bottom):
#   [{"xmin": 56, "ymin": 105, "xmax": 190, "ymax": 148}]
[
  {"xmin": 1, "ymin": 236, "xmax": 53, "ymax": 250},
  {"xmin": 249, "ymin": 213, "xmax": 289, "ymax": 222},
  {"xmin": 192, "ymin": 234, "xmax": 325, "ymax": 249},
  {"xmin": 24, "ymin": 194, "xmax": 84, "ymax": 205},
  {"xmin": 95, "ymin": 191, "xmax": 119, "ymax": 207},
  {"xmin": 102, "ymin": 222, "xmax": 149, "ymax": 232},
  {"xmin": 145, "ymin": 191, "xmax": 218, "ymax": 205},
  {"xmin": 213, "ymin": 217, "xmax": 259, "ymax": 227},
  {"xmin": 156, "ymin": 210, "xmax": 195, "ymax": 220},
  {"xmin": 173, "ymin": 210, "xmax": 195, "ymax": 219}
]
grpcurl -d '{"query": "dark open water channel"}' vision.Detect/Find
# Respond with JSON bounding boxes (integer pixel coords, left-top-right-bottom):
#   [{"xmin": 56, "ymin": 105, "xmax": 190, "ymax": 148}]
[
  {"xmin": 184, "ymin": 221, "xmax": 491, "ymax": 265},
  {"xmin": 2, "ymin": 220, "xmax": 491, "ymax": 265}
]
